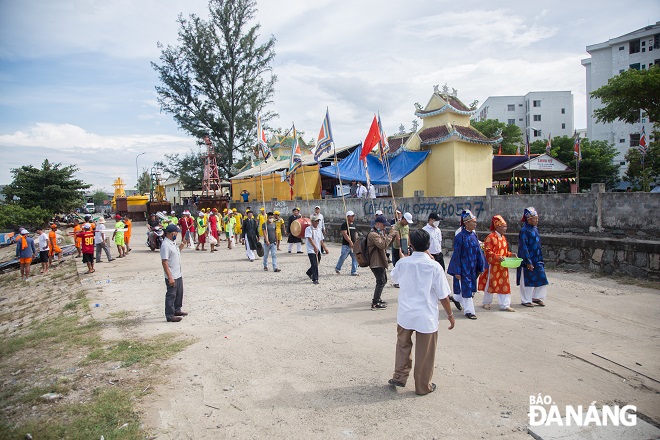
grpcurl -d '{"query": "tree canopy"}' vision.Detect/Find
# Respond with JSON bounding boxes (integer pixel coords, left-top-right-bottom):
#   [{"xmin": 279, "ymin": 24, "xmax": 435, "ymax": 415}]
[
  {"xmin": 530, "ymin": 136, "xmax": 620, "ymax": 191},
  {"xmin": 471, "ymin": 119, "xmax": 523, "ymax": 155},
  {"xmin": 2, "ymin": 159, "xmax": 90, "ymax": 214},
  {"xmin": 590, "ymin": 65, "xmax": 660, "ymax": 124},
  {"xmin": 623, "ymin": 128, "xmax": 660, "ymax": 191},
  {"xmin": 137, "ymin": 170, "xmax": 152, "ymax": 195},
  {"xmin": 152, "ymin": 0, "xmax": 277, "ymax": 179}
]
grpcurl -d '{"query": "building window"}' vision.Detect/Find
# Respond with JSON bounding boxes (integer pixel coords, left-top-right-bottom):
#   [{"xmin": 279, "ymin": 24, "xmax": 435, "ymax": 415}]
[
  {"xmin": 642, "ymin": 48, "xmax": 646, "ymax": 53},
  {"xmin": 533, "ymin": 100, "xmax": 541, "ymax": 107},
  {"xmin": 518, "ymin": 104, "xmax": 523, "ymax": 107},
  {"xmin": 519, "ymin": 118, "xmax": 523, "ymax": 121},
  {"xmin": 619, "ymin": 46, "xmax": 625, "ymax": 51},
  {"xmin": 619, "ymin": 69, "xmax": 625, "ymax": 73},
  {"xmin": 507, "ymin": 119, "xmax": 515, "ymax": 125},
  {"xmin": 507, "ymin": 104, "xmax": 515, "ymax": 111},
  {"xmin": 642, "ymin": 41, "xmax": 646, "ymax": 46},
  {"xmin": 629, "ymin": 39, "xmax": 641, "ymax": 54},
  {"xmin": 533, "ymin": 114, "xmax": 541, "ymax": 122},
  {"xmin": 629, "ymin": 63, "xmax": 641, "ymax": 70},
  {"xmin": 562, "ymin": 123, "xmax": 566, "ymax": 129},
  {"xmin": 656, "ymin": 58, "xmax": 660, "ymax": 65},
  {"xmin": 655, "ymin": 34, "xmax": 660, "ymax": 49},
  {"xmin": 630, "ymin": 134, "xmax": 640, "ymax": 147},
  {"xmin": 620, "ymin": 139, "xmax": 625, "ymax": 143},
  {"xmin": 642, "ymin": 64, "xmax": 646, "ymax": 70},
  {"xmin": 533, "ymin": 129, "xmax": 541, "ymax": 137},
  {"xmin": 561, "ymin": 108, "xmax": 565, "ymax": 114},
  {"xmin": 620, "ymin": 161, "xmax": 626, "ymax": 165}
]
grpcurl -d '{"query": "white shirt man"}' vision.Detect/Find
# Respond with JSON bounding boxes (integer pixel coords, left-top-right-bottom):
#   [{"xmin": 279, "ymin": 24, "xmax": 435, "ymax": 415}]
[
  {"xmin": 422, "ymin": 212, "xmax": 444, "ymax": 269},
  {"xmin": 368, "ymin": 183, "xmax": 376, "ymax": 199},
  {"xmin": 356, "ymin": 183, "xmax": 368, "ymax": 199},
  {"xmin": 38, "ymin": 230, "xmax": 49, "ymax": 253},
  {"xmin": 313, "ymin": 206, "xmax": 325, "ymax": 233},
  {"xmin": 390, "ymin": 230, "xmax": 454, "ymax": 395},
  {"xmin": 161, "ymin": 224, "xmax": 187, "ymax": 322}
]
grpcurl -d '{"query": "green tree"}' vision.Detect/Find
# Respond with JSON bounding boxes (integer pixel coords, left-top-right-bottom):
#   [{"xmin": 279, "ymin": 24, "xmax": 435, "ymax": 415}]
[
  {"xmin": 471, "ymin": 119, "xmax": 523, "ymax": 154},
  {"xmin": 137, "ymin": 170, "xmax": 152, "ymax": 195},
  {"xmin": 623, "ymin": 129, "xmax": 660, "ymax": 191},
  {"xmin": 2, "ymin": 159, "xmax": 90, "ymax": 214},
  {"xmin": 590, "ymin": 65, "xmax": 660, "ymax": 124},
  {"xmin": 91, "ymin": 190, "xmax": 108, "ymax": 207},
  {"xmin": 155, "ymin": 150, "xmax": 205, "ymax": 191},
  {"xmin": 0, "ymin": 205, "xmax": 52, "ymax": 230},
  {"xmin": 152, "ymin": 0, "xmax": 277, "ymax": 178}
]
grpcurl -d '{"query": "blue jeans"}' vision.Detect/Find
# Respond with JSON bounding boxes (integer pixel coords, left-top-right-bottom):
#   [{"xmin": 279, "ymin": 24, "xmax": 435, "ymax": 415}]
[
  {"xmin": 263, "ymin": 242, "xmax": 278, "ymax": 269},
  {"xmin": 335, "ymin": 244, "xmax": 358, "ymax": 275}
]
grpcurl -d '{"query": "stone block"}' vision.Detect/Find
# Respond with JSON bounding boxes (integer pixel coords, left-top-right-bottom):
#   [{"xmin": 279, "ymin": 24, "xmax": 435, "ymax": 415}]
[
  {"xmin": 602, "ymin": 264, "xmax": 614, "ymax": 275},
  {"xmin": 634, "ymin": 252, "xmax": 648, "ymax": 268},
  {"xmin": 651, "ymin": 254, "xmax": 660, "ymax": 271},
  {"xmin": 592, "ymin": 248, "xmax": 604, "ymax": 263},
  {"xmin": 623, "ymin": 264, "xmax": 646, "ymax": 278},
  {"xmin": 616, "ymin": 250, "xmax": 625, "ymax": 262},
  {"xmin": 566, "ymin": 248, "xmax": 582, "ymax": 262},
  {"xmin": 602, "ymin": 249, "xmax": 615, "ymax": 264}
]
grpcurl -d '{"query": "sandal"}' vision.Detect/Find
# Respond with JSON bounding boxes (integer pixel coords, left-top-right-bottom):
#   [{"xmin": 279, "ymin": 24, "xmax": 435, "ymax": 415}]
[
  {"xmin": 388, "ymin": 379, "xmax": 405, "ymax": 387},
  {"xmin": 532, "ymin": 299, "xmax": 545, "ymax": 307},
  {"xmin": 521, "ymin": 302, "xmax": 534, "ymax": 307}
]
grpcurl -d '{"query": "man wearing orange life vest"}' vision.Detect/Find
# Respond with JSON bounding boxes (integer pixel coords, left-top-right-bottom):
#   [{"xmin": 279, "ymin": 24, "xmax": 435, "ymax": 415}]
[
  {"xmin": 16, "ymin": 228, "xmax": 37, "ymax": 281},
  {"xmin": 48, "ymin": 224, "xmax": 63, "ymax": 266},
  {"xmin": 73, "ymin": 219, "xmax": 82, "ymax": 258},
  {"xmin": 123, "ymin": 214, "xmax": 133, "ymax": 253}
]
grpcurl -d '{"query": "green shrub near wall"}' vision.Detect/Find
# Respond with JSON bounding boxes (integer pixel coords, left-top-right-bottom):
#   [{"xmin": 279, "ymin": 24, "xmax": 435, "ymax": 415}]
[{"xmin": 0, "ymin": 205, "xmax": 52, "ymax": 230}]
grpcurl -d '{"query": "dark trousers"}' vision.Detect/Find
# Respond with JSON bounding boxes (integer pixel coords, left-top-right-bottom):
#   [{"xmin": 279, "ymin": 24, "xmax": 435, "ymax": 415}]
[
  {"xmin": 95, "ymin": 242, "xmax": 112, "ymax": 262},
  {"xmin": 392, "ymin": 247, "xmax": 401, "ymax": 267},
  {"xmin": 165, "ymin": 277, "xmax": 184, "ymax": 319},
  {"xmin": 432, "ymin": 252, "xmax": 446, "ymax": 271},
  {"xmin": 371, "ymin": 267, "xmax": 387, "ymax": 303},
  {"xmin": 306, "ymin": 252, "xmax": 321, "ymax": 281}
]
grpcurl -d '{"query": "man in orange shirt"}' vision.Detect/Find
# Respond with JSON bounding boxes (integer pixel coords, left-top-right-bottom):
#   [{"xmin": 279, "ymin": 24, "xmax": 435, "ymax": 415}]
[
  {"xmin": 48, "ymin": 224, "xmax": 63, "ymax": 266},
  {"xmin": 123, "ymin": 214, "xmax": 133, "ymax": 253},
  {"xmin": 15, "ymin": 228, "xmax": 37, "ymax": 281},
  {"xmin": 73, "ymin": 219, "xmax": 82, "ymax": 258}
]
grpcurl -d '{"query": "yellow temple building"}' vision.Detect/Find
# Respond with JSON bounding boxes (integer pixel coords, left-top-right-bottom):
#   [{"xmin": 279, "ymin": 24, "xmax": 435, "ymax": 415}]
[{"xmin": 400, "ymin": 86, "xmax": 501, "ymax": 197}]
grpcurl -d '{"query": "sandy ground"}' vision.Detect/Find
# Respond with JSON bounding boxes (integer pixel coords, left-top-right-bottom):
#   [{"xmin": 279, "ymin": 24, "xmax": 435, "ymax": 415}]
[{"xmin": 82, "ymin": 222, "xmax": 660, "ymax": 440}]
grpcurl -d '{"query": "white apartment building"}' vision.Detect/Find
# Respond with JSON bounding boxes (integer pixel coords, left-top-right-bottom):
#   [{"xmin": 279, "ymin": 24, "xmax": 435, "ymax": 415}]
[
  {"xmin": 474, "ymin": 91, "xmax": 574, "ymax": 142},
  {"xmin": 581, "ymin": 21, "xmax": 659, "ymax": 173}
]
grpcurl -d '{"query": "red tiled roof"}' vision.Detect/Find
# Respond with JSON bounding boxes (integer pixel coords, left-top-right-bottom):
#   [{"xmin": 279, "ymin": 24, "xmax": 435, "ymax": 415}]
[
  {"xmin": 418, "ymin": 125, "xmax": 450, "ymax": 143},
  {"xmin": 448, "ymin": 96, "xmax": 471, "ymax": 112},
  {"xmin": 387, "ymin": 135, "xmax": 410, "ymax": 154},
  {"xmin": 455, "ymin": 125, "xmax": 489, "ymax": 141}
]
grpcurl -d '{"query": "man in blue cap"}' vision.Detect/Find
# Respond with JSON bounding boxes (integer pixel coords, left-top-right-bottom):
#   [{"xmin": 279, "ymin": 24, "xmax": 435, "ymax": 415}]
[
  {"xmin": 517, "ymin": 207, "xmax": 548, "ymax": 307},
  {"xmin": 161, "ymin": 224, "xmax": 187, "ymax": 322}
]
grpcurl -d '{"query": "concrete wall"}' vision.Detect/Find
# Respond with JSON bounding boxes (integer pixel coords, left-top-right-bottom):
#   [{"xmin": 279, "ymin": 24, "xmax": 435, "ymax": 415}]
[{"xmin": 227, "ymin": 184, "xmax": 659, "ymax": 278}]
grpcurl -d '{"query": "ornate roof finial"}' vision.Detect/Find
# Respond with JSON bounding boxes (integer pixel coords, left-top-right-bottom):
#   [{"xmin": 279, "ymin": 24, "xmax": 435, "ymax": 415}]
[
  {"xmin": 398, "ymin": 124, "xmax": 406, "ymax": 134},
  {"xmin": 451, "ymin": 88, "xmax": 458, "ymax": 97},
  {"xmin": 442, "ymin": 83, "xmax": 449, "ymax": 94},
  {"xmin": 412, "ymin": 120, "xmax": 419, "ymax": 131},
  {"xmin": 433, "ymin": 84, "xmax": 440, "ymax": 93},
  {"xmin": 414, "ymin": 102, "xmax": 423, "ymax": 111}
]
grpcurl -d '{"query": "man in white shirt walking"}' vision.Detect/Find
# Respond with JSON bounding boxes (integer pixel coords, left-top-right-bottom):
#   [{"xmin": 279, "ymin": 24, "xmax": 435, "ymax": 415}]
[
  {"xmin": 423, "ymin": 212, "xmax": 463, "ymax": 311},
  {"xmin": 389, "ymin": 229, "xmax": 455, "ymax": 395},
  {"xmin": 94, "ymin": 217, "xmax": 113, "ymax": 263},
  {"xmin": 304, "ymin": 216, "xmax": 329, "ymax": 285}
]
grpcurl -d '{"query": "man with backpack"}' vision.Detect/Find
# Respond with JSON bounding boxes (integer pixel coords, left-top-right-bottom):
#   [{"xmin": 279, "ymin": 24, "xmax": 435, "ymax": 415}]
[{"xmin": 367, "ymin": 215, "xmax": 398, "ymax": 310}]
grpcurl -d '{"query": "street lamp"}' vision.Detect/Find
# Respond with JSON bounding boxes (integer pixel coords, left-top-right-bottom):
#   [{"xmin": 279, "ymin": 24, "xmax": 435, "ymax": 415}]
[{"xmin": 136, "ymin": 152, "xmax": 146, "ymax": 191}]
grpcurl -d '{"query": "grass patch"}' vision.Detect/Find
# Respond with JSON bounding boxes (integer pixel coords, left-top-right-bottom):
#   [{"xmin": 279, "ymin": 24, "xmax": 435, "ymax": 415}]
[
  {"xmin": 88, "ymin": 333, "xmax": 192, "ymax": 367},
  {"xmin": 109, "ymin": 310, "xmax": 133, "ymax": 319},
  {"xmin": 5, "ymin": 388, "xmax": 142, "ymax": 440},
  {"xmin": 0, "ymin": 316, "xmax": 102, "ymax": 358}
]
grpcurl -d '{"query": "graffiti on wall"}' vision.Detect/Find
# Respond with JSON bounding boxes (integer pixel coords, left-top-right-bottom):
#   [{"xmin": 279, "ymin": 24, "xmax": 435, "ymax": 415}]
[{"xmin": 363, "ymin": 200, "xmax": 484, "ymax": 219}]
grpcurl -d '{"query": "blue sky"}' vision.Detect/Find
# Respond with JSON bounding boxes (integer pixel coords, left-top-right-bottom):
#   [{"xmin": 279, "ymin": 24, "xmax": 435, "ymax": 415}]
[{"xmin": 1, "ymin": 0, "xmax": 658, "ymax": 191}]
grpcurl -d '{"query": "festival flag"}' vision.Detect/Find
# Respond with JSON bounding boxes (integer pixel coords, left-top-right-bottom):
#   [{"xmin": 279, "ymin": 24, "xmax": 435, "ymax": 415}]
[
  {"xmin": 638, "ymin": 126, "xmax": 648, "ymax": 156},
  {"xmin": 573, "ymin": 131, "xmax": 581, "ymax": 162},
  {"xmin": 377, "ymin": 112, "xmax": 390, "ymax": 160},
  {"xmin": 286, "ymin": 125, "xmax": 302, "ymax": 181},
  {"xmin": 360, "ymin": 115, "xmax": 381, "ymax": 161},
  {"xmin": 545, "ymin": 133, "xmax": 552, "ymax": 155},
  {"xmin": 525, "ymin": 133, "xmax": 530, "ymax": 157},
  {"xmin": 256, "ymin": 116, "xmax": 271, "ymax": 161},
  {"xmin": 313, "ymin": 109, "xmax": 333, "ymax": 162}
]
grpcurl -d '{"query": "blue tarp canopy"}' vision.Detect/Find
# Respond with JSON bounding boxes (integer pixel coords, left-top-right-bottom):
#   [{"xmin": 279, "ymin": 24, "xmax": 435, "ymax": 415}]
[{"xmin": 319, "ymin": 147, "xmax": 430, "ymax": 184}]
